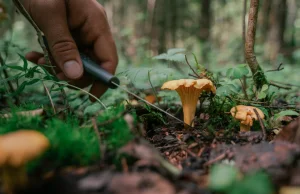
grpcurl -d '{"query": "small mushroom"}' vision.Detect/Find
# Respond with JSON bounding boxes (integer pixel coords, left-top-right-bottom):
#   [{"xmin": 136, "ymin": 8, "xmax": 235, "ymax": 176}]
[
  {"xmin": 161, "ymin": 79, "xmax": 216, "ymax": 128},
  {"xmin": 0, "ymin": 130, "xmax": 50, "ymax": 194},
  {"xmin": 230, "ymin": 105, "xmax": 265, "ymax": 132}
]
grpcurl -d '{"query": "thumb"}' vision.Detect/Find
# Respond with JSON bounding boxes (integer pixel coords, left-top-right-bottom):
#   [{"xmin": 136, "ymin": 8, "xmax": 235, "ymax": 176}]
[{"xmin": 30, "ymin": 1, "xmax": 83, "ymax": 79}]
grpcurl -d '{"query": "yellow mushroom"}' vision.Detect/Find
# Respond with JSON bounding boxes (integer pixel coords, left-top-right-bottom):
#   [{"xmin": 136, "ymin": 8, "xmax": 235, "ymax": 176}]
[
  {"xmin": 0, "ymin": 130, "xmax": 50, "ymax": 194},
  {"xmin": 161, "ymin": 79, "xmax": 216, "ymax": 128},
  {"xmin": 230, "ymin": 105, "xmax": 265, "ymax": 132}
]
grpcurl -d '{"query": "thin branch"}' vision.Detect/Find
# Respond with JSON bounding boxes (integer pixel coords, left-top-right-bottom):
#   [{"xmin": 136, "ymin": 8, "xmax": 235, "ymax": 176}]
[
  {"xmin": 253, "ymin": 108, "xmax": 266, "ymax": 141},
  {"xmin": 204, "ymin": 152, "xmax": 227, "ymax": 167},
  {"xmin": 266, "ymin": 63, "xmax": 284, "ymax": 72},
  {"xmin": 42, "ymin": 81, "xmax": 56, "ymax": 114},
  {"xmin": 197, "ymin": 147, "xmax": 205, "ymax": 157},
  {"xmin": 270, "ymin": 80, "xmax": 300, "ymax": 88},
  {"xmin": 92, "ymin": 117, "xmax": 104, "ymax": 160},
  {"xmin": 188, "ymin": 73, "xmax": 199, "ymax": 79},
  {"xmin": 269, "ymin": 81, "xmax": 291, "ymax": 90},
  {"xmin": 185, "ymin": 55, "xmax": 201, "ymax": 78},
  {"xmin": 147, "ymin": 70, "xmax": 161, "ymax": 106},
  {"xmin": 0, "ymin": 54, "xmax": 15, "ymax": 94},
  {"xmin": 239, "ymin": 78, "xmax": 249, "ymax": 99},
  {"xmin": 185, "ymin": 149, "xmax": 197, "ymax": 157},
  {"xmin": 12, "ymin": 0, "xmax": 51, "ymax": 67}
]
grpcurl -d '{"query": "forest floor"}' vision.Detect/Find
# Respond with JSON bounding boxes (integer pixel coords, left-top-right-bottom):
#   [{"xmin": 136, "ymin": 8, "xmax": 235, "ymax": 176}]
[{"xmin": 3, "ymin": 101, "xmax": 299, "ymax": 194}]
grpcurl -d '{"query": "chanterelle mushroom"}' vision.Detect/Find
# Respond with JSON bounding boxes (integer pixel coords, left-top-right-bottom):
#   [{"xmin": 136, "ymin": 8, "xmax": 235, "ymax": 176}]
[
  {"xmin": 230, "ymin": 105, "xmax": 265, "ymax": 132},
  {"xmin": 161, "ymin": 79, "xmax": 216, "ymax": 128},
  {"xmin": 0, "ymin": 130, "xmax": 50, "ymax": 194}
]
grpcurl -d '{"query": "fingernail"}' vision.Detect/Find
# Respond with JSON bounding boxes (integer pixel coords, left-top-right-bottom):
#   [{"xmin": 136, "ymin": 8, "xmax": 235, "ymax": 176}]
[{"xmin": 63, "ymin": 60, "xmax": 82, "ymax": 79}]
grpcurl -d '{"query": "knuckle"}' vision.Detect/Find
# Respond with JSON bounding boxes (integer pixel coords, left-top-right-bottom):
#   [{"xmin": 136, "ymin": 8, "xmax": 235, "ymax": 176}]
[
  {"xmin": 98, "ymin": 4, "xmax": 107, "ymax": 16},
  {"xmin": 113, "ymin": 55, "xmax": 119, "ymax": 66},
  {"xmin": 51, "ymin": 40, "xmax": 78, "ymax": 56}
]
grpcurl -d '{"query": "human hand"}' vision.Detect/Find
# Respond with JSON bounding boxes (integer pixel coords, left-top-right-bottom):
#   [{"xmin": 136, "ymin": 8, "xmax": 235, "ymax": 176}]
[{"xmin": 21, "ymin": 0, "xmax": 118, "ymax": 99}]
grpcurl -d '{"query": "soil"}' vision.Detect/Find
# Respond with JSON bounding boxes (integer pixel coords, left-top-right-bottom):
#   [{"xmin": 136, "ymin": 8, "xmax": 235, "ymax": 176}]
[{"xmin": 1, "ymin": 108, "xmax": 300, "ymax": 194}]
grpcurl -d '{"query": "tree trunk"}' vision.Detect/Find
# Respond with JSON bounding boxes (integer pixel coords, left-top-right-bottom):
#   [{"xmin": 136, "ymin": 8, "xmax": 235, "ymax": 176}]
[
  {"xmin": 245, "ymin": 0, "xmax": 268, "ymax": 90},
  {"xmin": 259, "ymin": 0, "xmax": 272, "ymax": 42},
  {"xmin": 265, "ymin": 0, "xmax": 287, "ymax": 63},
  {"xmin": 199, "ymin": 0, "xmax": 211, "ymax": 63},
  {"xmin": 199, "ymin": 0, "xmax": 211, "ymax": 42}
]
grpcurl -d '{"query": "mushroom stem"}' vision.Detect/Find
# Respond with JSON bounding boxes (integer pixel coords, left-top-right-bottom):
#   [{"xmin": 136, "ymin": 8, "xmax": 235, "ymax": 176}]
[
  {"xmin": 182, "ymin": 101, "xmax": 198, "ymax": 128},
  {"xmin": 240, "ymin": 123, "xmax": 251, "ymax": 132},
  {"xmin": 2, "ymin": 166, "xmax": 28, "ymax": 194},
  {"xmin": 177, "ymin": 89, "xmax": 201, "ymax": 128}
]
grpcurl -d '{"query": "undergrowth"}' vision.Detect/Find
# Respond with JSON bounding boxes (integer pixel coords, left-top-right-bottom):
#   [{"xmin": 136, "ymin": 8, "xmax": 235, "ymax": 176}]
[{"xmin": 0, "ymin": 104, "xmax": 134, "ymax": 173}]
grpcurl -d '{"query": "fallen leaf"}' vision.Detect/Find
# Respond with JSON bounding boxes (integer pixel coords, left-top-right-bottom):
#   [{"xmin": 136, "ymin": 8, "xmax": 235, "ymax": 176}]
[
  {"xmin": 279, "ymin": 186, "xmax": 300, "ymax": 194},
  {"xmin": 0, "ymin": 108, "xmax": 44, "ymax": 118},
  {"xmin": 108, "ymin": 172, "xmax": 176, "ymax": 194}
]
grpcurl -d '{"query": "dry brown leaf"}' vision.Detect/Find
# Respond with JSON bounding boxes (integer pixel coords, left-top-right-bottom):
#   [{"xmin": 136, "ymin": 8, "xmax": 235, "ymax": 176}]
[
  {"xmin": 0, "ymin": 109, "xmax": 44, "ymax": 119},
  {"xmin": 279, "ymin": 186, "xmax": 300, "ymax": 194}
]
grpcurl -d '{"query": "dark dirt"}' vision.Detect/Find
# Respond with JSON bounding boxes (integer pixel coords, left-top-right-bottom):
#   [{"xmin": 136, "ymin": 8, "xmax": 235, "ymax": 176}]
[{"xmin": 3, "ymin": 114, "xmax": 300, "ymax": 194}]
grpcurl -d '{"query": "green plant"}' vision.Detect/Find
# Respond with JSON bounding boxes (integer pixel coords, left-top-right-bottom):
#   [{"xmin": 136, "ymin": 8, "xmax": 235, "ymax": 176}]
[
  {"xmin": 209, "ymin": 164, "xmax": 274, "ymax": 194},
  {"xmin": 97, "ymin": 105, "xmax": 134, "ymax": 151}
]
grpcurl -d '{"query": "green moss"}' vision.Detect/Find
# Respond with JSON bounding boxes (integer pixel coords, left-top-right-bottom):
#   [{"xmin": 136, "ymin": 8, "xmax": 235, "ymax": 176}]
[
  {"xmin": 0, "ymin": 105, "xmax": 135, "ymax": 173},
  {"xmin": 97, "ymin": 105, "xmax": 134, "ymax": 151}
]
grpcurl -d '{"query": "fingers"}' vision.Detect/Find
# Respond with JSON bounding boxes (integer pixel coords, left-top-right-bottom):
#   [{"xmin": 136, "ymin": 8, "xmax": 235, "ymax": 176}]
[
  {"xmin": 87, "ymin": 5, "xmax": 118, "ymax": 98},
  {"xmin": 25, "ymin": 51, "xmax": 44, "ymax": 64},
  {"xmin": 93, "ymin": 35, "xmax": 118, "ymax": 75},
  {"xmin": 25, "ymin": 51, "xmax": 60, "ymax": 74},
  {"xmin": 90, "ymin": 82, "xmax": 108, "ymax": 101},
  {"xmin": 27, "ymin": 0, "xmax": 83, "ymax": 80}
]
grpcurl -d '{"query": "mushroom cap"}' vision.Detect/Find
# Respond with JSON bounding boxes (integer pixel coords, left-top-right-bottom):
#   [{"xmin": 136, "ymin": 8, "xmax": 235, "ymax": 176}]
[
  {"xmin": 0, "ymin": 130, "xmax": 50, "ymax": 167},
  {"xmin": 161, "ymin": 79, "xmax": 216, "ymax": 128},
  {"xmin": 230, "ymin": 105, "xmax": 265, "ymax": 126},
  {"xmin": 161, "ymin": 79, "xmax": 216, "ymax": 94}
]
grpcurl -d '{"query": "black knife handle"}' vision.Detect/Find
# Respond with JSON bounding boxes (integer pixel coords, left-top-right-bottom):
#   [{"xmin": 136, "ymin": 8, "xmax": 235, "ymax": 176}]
[
  {"xmin": 80, "ymin": 53, "xmax": 120, "ymax": 89},
  {"xmin": 42, "ymin": 36, "xmax": 120, "ymax": 89}
]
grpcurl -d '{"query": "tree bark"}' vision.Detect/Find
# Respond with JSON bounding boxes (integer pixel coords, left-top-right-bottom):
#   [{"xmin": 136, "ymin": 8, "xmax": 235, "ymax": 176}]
[
  {"xmin": 265, "ymin": 0, "xmax": 287, "ymax": 62},
  {"xmin": 245, "ymin": 0, "xmax": 268, "ymax": 90},
  {"xmin": 199, "ymin": 0, "xmax": 211, "ymax": 63},
  {"xmin": 199, "ymin": 0, "xmax": 211, "ymax": 42},
  {"xmin": 260, "ymin": 0, "xmax": 272, "ymax": 42}
]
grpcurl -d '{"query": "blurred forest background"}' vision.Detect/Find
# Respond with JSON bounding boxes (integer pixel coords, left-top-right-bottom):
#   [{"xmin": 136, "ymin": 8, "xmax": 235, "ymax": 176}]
[
  {"xmin": 97, "ymin": 0, "xmax": 300, "ymax": 67},
  {"xmin": 0, "ymin": 0, "xmax": 300, "ymax": 88}
]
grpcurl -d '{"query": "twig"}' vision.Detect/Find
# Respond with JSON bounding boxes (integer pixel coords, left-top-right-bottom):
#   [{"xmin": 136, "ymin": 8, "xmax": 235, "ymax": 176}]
[
  {"xmin": 253, "ymin": 108, "xmax": 266, "ymax": 140},
  {"xmin": 42, "ymin": 81, "xmax": 56, "ymax": 114},
  {"xmin": 12, "ymin": 0, "xmax": 51, "ymax": 68},
  {"xmin": 197, "ymin": 147, "xmax": 205, "ymax": 157},
  {"xmin": 0, "ymin": 54, "xmax": 16, "ymax": 96},
  {"xmin": 185, "ymin": 55, "xmax": 201, "ymax": 78},
  {"xmin": 234, "ymin": 98, "xmax": 269, "ymax": 104},
  {"xmin": 258, "ymin": 105, "xmax": 299, "ymax": 110},
  {"xmin": 156, "ymin": 144, "xmax": 180, "ymax": 150},
  {"xmin": 188, "ymin": 73, "xmax": 199, "ymax": 79},
  {"xmin": 203, "ymin": 152, "xmax": 227, "ymax": 167},
  {"xmin": 147, "ymin": 70, "xmax": 161, "ymax": 106},
  {"xmin": 266, "ymin": 63, "xmax": 284, "ymax": 72},
  {"xmin": 269, "ymin": 81, "xmax": 291, "ymax": 90},
  {"xmin": 185, "ymin": 149, "xmax": 197, "ymax": 157},
  {"xmin": 270, "ymin": 80, "xmax": 300, "ymax": 88},
  {"xmin": 121, "ymin": 158, "xmax": 129, "ymax": 173},
  {"xmin": 239, "ymin": 78, "xmax": 249, "ymax": 99},
  {"xmin": 91, "ymin": 117, "xmax": 103, "ymax": 160}
]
